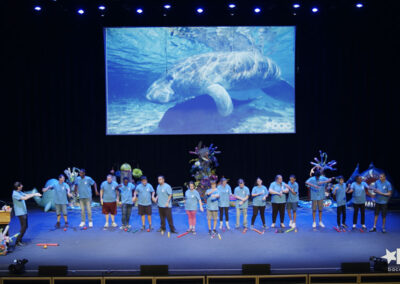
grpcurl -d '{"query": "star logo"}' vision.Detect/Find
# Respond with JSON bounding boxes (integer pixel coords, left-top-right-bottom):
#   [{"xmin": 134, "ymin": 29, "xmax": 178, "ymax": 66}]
[{"xmin": 382, "ymin": 249, "xmax": 397, "ymax": 264}]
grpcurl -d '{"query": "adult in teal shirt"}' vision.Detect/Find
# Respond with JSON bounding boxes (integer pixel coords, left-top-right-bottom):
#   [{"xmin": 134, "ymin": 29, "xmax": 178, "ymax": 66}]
[
  {"xmin": 43, "ymin": 174, "xmax": 73, "ymax": 228},
  {"xmin": 185, "ymin": 181, "xmax": 204, "ymax": 234},
  {"xmin": 332, "ymin": 176, "xmax": 348, "ymax": 229},
  {"xmin": 217, "ymin": 178, "xmax": 232, "ymax": 230},
  {"xmin": 74, "ymin": 169, "xmax": 98, "ymax": 228},
  {"xmin": 119, "ymin": 177, "xmax": 135, "ymax": 229},
  {"xmin": 348, "ymin": 175, "xmax": 370, "ymax": 230},
  {"xmin": 370, "ymin": 173, "xmax": 392, "ymax": 233},
  {"xmin": 233, "ymin": 179, "xmax": 250, "ymax": 229},
  {"xmin": 286, "ymin": 175, "xmax": 299, "ymax": 228},
  {"xmin": 133, "ymin": 176, "xmax": 155, "ymax": 231},
  {"xmin": 305, "ymin": 171, "xmax": 333, "ymax": 228},
  {"xmin": 155, "ymin": 176, "xmax": 177, "ymax": 234},
  {"xmin": 100, "ymin": 175, "xmax": 120, "ymax": 228},
  {"xmin": 251, "ymin": 178, "xmax": 268, "ymax": 229},
  {"xmin": 269, "ymin": 175, "xmax": 290, "ymax": 228},
  {"xmin": 206, "ymin": 180, "xmax": 220, "ymax": 234},
  {"xmin": 12, "ymin": 181, "xmax": 41, "ymax": 246}
]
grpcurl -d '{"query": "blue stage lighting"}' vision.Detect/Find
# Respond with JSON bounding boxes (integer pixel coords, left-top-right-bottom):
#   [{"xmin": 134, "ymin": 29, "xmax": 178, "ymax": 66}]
[
  {"xmin": 311, "ymin": 7, "xmax": 318, "ymax": 13},
  {"xmin": 34, "ymin": 6, "xmax": 42, "ymax": 11},
  {"xmin": 98, "ymin": 5, "xmax": 106, "ymax": 11},
  {"xmin": 136, "ymin": 8, "xmax": 143, "ymax": 14},
  {"xmin": 254, "ymin": 7, "xmax": 261, "ymax": 13},
  {"xmin": 228, "ymin": 4, "xmax": 236, "ymax": 9},
  {"xmin": 77, "ymin": 9, "xmax": 84, "ymax": 15},
  {"xmin": 293, "ymin": 4, "xmax": 300, "ymax": 8},
  {"xmin": 356, "ymin": 3, "xmax": 363, "ymax": 8},
  {"xmin": 164, "ymin": 4, "xmax": 171, "ymax": 9},
  {"xmin": 197, "ymin": 8, "xmax": 204, "ymax": 14}
]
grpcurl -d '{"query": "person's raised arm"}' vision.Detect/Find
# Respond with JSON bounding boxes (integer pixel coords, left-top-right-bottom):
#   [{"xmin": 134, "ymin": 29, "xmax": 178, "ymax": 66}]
[
  {"xmin": 42, "ymin": 185, "xmax": 53, "ymax": 192},
  {"xmin": 20, "ymin": 192, "xmax": 41, "ymax": 200}
]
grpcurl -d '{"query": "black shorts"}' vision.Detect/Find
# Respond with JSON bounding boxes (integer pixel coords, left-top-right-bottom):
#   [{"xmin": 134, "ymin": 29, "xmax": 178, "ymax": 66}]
[
  {"xmin": 138, "ymin": 205, "xmax": 152, "ymax": 216},
  {"xmin": 374, "ymin": 203, "xmax": 388, "ymax": 217}
]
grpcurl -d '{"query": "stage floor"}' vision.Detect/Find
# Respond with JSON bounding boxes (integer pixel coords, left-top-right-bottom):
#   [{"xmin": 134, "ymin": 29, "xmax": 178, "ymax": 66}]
[{"xmin": 1, "ymin": 204, "xmax": 399, "ymax": 274}]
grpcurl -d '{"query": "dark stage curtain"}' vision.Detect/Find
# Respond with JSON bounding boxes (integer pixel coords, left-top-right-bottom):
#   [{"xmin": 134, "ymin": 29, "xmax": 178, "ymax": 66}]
[{"xmin": 2, "ymin": 1, "xmax": 399, "ymax": 200}]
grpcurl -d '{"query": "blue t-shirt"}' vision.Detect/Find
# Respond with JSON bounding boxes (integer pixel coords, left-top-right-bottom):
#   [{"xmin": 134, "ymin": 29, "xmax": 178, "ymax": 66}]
[
  {"xmin": 206, "ymin": 188, "xmax": 219, "ymax": 211},
  {"xmin": 252, "ymin": 185, "xmax": 268, "ymax": 206},
  {"xmin": 75, "ymin": 176, "xmax": 95, "ymax": 199},
  {"xmin": 269, "ymin": 182, "xmax": 287, "ymax": 203},
  {"xmin": 52, "ymin": 182, "xmax": 70, "ymax": 205},
  {"xmin": 120, "ymin": 182, "xmax": 135, "ymax": 204},
  {"xmin": 156, "ymin": 183, "xmax": 173, "ymax": 208},
  {"xmin": 306, "ymin": 176, "xmax": 327, "ymax": 200},
  {"xmin": 234, "ymin": 186, "xmax": 250, "ymax": 209},
  {"xmin": 135, "ymin": 183, "xmax": 155, "ymax": 206},
  {"xmin": 12, "ymin": 190, "xmax": 27, "ymax": 216},
  {"xmin": 374, "ymin": 180, "xmax": 392, "ymax": 204},
  {"xmin": 217, "ymin": 184, "xmax": 232, "ymax": 207},
  {"xmin": 350, "ymin": 181, "xmax": 368, "ymax": 204},
  {"xmin": 185, "ymin": 189, "xmax": 201, "ymax": 211},
  {"xmin": 287, "ymin": 181, "xmax": 299, "ymax": 203},
  {"xmin": 100, "ymin": 181, "xmax": 119, "ymax": 202},
  {"xmin": 334, "ymin": 183, "xmax": 347, "ymax": 207}
]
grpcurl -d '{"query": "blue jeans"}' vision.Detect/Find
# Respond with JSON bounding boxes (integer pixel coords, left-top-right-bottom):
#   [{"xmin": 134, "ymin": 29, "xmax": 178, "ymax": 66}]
[{"xmin": 121, "ymin": 204, "xmax": 133, "ymax": 226}]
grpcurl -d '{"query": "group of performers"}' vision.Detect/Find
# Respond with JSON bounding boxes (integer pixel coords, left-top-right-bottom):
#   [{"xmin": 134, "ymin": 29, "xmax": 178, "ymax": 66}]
[{"xmin": 11, "ymin": 169, "xmax": 392, "ymax": 247}]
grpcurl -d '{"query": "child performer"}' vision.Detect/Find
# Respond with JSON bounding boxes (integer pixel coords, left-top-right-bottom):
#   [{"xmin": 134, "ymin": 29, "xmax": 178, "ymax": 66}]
[
  {"xmin": 332, "ymin": 176, "xmax": 347, "ymax": 230},
  {"xmin": 206, "ymin": 180, "xmax": 220, "ymax": 235},
  {"xmin": 217, "ymin": 177, "xmax": 232, "ymax": 230},
  {"xmin": 286, "ymin": 175, "xmax": 299, "ymax": 228},
  {"xmin": 184, "ymin": 181, "xmax": 204, "ymax": 234}
]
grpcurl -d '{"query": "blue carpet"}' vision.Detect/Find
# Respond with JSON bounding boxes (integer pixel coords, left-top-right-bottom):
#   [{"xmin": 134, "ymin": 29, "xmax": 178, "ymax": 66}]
[{"xmin": 0, "ymin": 205, "xmax": 399, "ymax": 273}]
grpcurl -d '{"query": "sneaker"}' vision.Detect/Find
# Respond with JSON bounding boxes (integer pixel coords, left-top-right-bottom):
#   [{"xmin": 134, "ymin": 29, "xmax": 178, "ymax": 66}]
[
  {"xmin": 192, "ymin": 230, "xmax": 196, "ymax": 235},
  {"xmin": 263, "ymin": 224, "xmax": 269, "ymax": 229},
  {"xmin": 319, "ymin": 222, "xmax": 325, "ymax": 228},
  {"xmin": 127, "ymin": 225, "xmax": 131, "ymax": 229},
  {"xmin": 104, "ymin": 222, "xmax": 109, "ymax": 228},
  {"xmin": 111, "ymin": 222, "xmax": 117, "ymax": 228},
  {"xmin": 208, "ymin": 229, "xmax": 212, "ymax": 235},
  {"xmin": 292, "ymin": 223, "xmax": 296, "ymax": 228},
  {"xmin": 55, "ymin": 222, "xmax": 61, "ymax": 228},
  {"xmin": 170, "ymin": 230, "xmax": 178, "ymax": 234},
  {"xmin": 382, "ymin": 228, "xmax": 387, "ymax": 233},
  {"xmin": 120, "ymin": 226, "xmax": 126, "ymax": 230},
  {"xmin": 187, "ymin": 228, "xmax": 192, "ymax": 232},
  {"xmin": 250, "ymin": 225, "xmax": 255, "ymax": 230},
  {"xmin": 226, "ymin": 223, "xmax": 230, "ymax": 230},
  {"xmin": 271, "ymin": 223, "xmax": 276, "ymax": 228},
  {"xmin": 341, "ymin": 223, "xmax": 348, "ymax": 229},
  {"xmin": 219, "ymin": 222, "xmax": 223, "ymax": 230},
  {"xmin": 64, "ymin": 222, "xmax": 69, "ymax": 228},
  {"xmin": 148, "ymin": 225, "xmax": 152, "ymax": 231},
  {"xmin": 352, "ymin": 224, "xmax": 356, "ymax": 229},
  {"xmin": 280, "ymin": 223, "xmax": 285, "ymax": 228},
  {"xmin": 289, "ymin": 220, "xmax": 293, "ymax": 227},
  {"xmin": 140, "ymin": 225, "xmax": 146, "ymax": 231},
  {"xmin": 312, "ymin": 222, "xmax": 316, "ymax": 228},
  {"xmin": 16, "ymin": 241, "xmax": 26, "ymax": 247},
  {"xmin": 212, "ymin": 229, "xmax": 217, "ymax": 234},
  {"xmin": 88, "ymin": 222, "xmax": 93, "ymax": 228},
  {"xmin": 79, "ymin": 222, "xmax": 85, "ymax": 228},
  {"xmin": 362, "ymin": 225, "xmax": 367, "ymax": 230}
]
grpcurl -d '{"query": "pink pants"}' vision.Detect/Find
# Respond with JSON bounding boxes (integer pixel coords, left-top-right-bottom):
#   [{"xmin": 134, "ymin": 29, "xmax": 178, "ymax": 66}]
[{"xmin": 186, "ymin": 210, "xmax": 197, "ymax": 226}]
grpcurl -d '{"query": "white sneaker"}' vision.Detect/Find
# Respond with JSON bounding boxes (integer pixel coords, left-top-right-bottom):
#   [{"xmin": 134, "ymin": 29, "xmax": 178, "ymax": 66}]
[
  {"xmin": 219, "ymin": 222, "xmax": 223, "ymax": 230},
  {"xmin": 280, "ymin": 223, "xmax": 285, "ymax": 228},
  {"xmin": 79, "ymin": 222, "xmax": 85, "ymax": 227},
  {"xmin": 353, "ymin": 224, "xmax": 356, "ymax": 229},
  {"xmin": 226, "ymin": 222, "xmax": 230, "ymax": 230},
  {"xmin": 312, "ymin": 222, "xmax": 316, "ymax": 228},
  {"xmin": 289, "ymin": 220, "xmax": 293, "ymax": 227},
  {"xmin": 120, "ymin": 225, "xmax": 125, "ymax": 230},
  {"xmin": 104, "ymin": 222, "xmax": 109, "ymax": 228},
  {"xmin": 89, "ymin": 222, "xmax": 93, "ymax": 228},
  {"xmin": 319, "ymin": 222, "xmax": 325, "ymax": 228},
  {"xmin": 112, "ymin": 222, "xmax": 117, "ymax": 227},
  {"xmin": 271, "ymin": 223, "xmax": 275, "ymax": 228},
  {"xmin": 292, "ymin": 223, "xmax": 296, "ymax": 228}
]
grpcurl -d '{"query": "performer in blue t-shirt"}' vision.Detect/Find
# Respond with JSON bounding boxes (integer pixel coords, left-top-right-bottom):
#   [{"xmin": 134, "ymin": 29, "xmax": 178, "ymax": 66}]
[
  {"xmin": 12, "ymin": 181, "xmax": 41, "ymax": 246},
  {"xmin": 332, "ymin": 176, "xmax": 348, "ymax": 230},
  {"xmin": 370, "ymin": 173, "xmax": 392, "ymax": 233}
]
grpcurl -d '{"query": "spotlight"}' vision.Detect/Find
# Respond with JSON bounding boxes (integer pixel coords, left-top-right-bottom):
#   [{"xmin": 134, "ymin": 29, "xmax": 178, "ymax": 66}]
[
  {"xmin": 77, "ymin": 9, "xmax": 85, "ymax": 15},
  {"xmin": 136, "ymin": 8, "xmax": 143, "ymax": 14},
  {"xmin": 293, "ymin": 3, "xmax": 300, "ymax": 8},
  {"xmin": 228, "ymin": 3, "xmax": 236, "ymax": 9},
  {"xmin": 98, "ymin": 5, "xmax": 106, "ymax": 11},
  {"xmin": 34, "ymin": 6, "xmax": 42, "ymax": 11},
  {"xmin": 254, "ymin": 7, "xmax": 261, "ymax": 13},
  {"xmin": 356, "ymin": 3, "xmax": 363, "ymax": 8},
  {"xmin": 196, "ymin": 8, "xmax": 204, "ymax": 14},
  {"xmin": 164, "ymin": 4, "xmax": 171, "ymax": 9},
  {"xmin": 311, "ymin": 7, "xmax": 318, "ymax": 13}
]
